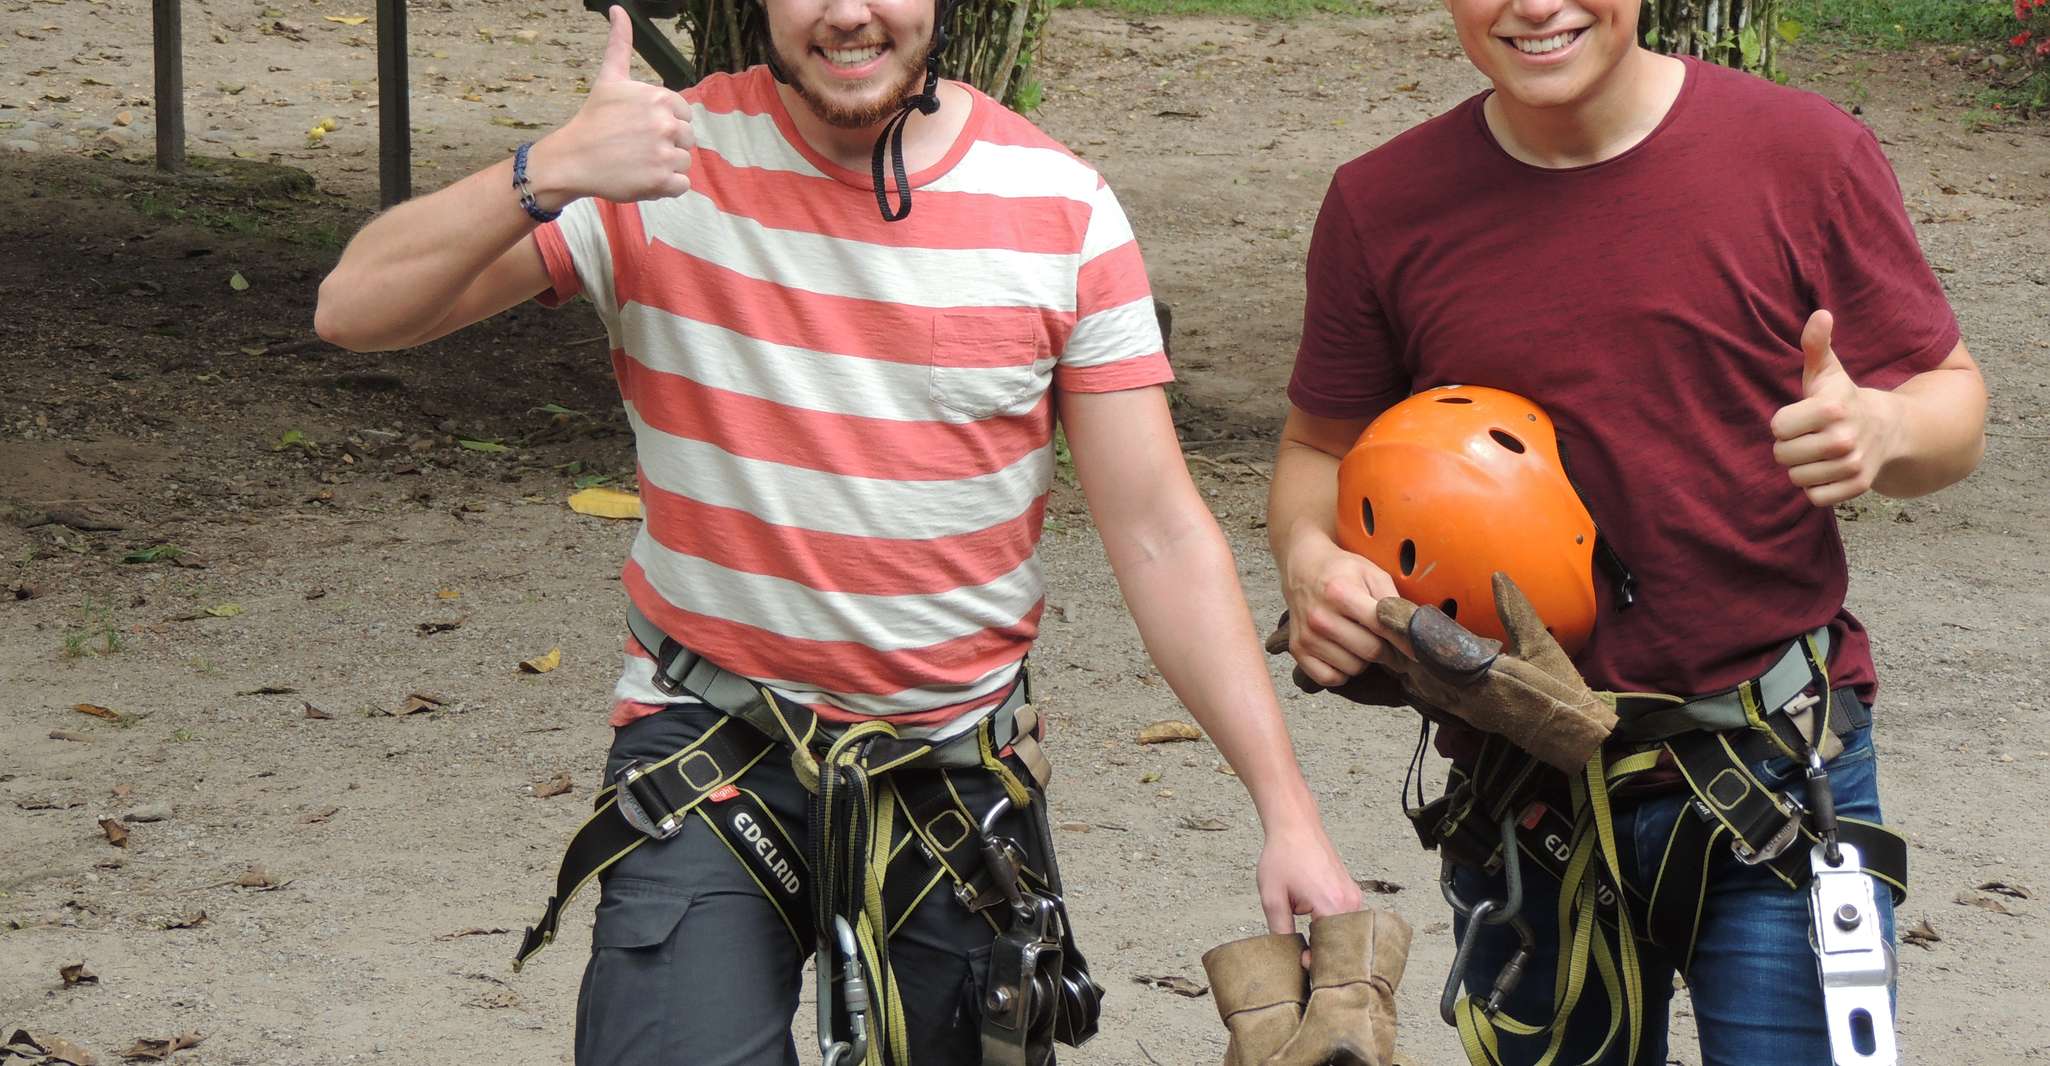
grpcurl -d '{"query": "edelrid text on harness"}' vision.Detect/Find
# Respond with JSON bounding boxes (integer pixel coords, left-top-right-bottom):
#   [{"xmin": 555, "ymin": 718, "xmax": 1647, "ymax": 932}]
[{"xmin": 512, "ymin": 605, "xmax": 1103, "ymax": 1066}]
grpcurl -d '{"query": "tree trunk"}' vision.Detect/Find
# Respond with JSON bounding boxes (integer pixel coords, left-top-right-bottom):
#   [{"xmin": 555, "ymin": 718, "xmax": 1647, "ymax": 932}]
[
  {"xmin": 665, "ymin": 0, "xmax": 1054, "ymax": 111},
  {"xmin": 1640, "ymin": 0, "xmax": 1785, "ymax": 79}
]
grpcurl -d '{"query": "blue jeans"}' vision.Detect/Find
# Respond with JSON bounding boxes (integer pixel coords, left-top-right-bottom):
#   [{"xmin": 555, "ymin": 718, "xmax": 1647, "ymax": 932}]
[{"xmin": 1449, "ymin": 724, "xmax": 1895, "ymax": 1066}]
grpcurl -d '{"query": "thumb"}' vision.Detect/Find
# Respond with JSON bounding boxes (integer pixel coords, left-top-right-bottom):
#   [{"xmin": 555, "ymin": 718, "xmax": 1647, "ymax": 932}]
[
  {"xmin": 1800, "ymin": 309, "xmax": 1840, "ymax": 394},
  {"xmin": 596, "ymin": 4, "xmax": 635, "ymax": 84},
  {"xmin": 1262, "ymin": 890, "xmax": 1298, "ymax": 936}
]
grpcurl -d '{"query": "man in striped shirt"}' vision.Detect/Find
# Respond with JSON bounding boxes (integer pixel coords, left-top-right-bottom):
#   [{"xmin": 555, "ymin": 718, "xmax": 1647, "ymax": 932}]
[{"xmin": 316, "ymin": 1, "xmax": 1362, "ymax": 1061}]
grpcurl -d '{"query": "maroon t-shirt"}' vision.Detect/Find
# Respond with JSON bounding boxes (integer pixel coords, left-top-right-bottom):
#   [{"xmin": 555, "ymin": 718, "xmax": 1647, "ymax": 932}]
[{"xmin": 1289, "ymin": 58, "xmax": 1959, "ymax": 704}]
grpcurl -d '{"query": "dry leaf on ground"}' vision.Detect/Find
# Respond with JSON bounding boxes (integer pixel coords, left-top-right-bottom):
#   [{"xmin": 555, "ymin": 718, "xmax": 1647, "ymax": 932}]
[
  {"xmin": 50, "ymin": 730, "xmax": 95, "ymax": 743},
  {"xmin": 302, "ymin": 702, "xmax": 334, "ymax": 720},
  {"xmin": 297, "ymin": 806, "xmax": 339, "ymax": 825},
  {"xmin": 233, "ymin": 866, "xmax": 289, "ymax": 891},
  {"xmin": 533, "ymin": 772, "xmax": 574, "ymax": 799},
  {"xmin": 567, "ymin": 486, "xmax": 643, "ymax": 520},
  {"xmin": 58, "ymin": 962, "xmax": 97, "ymax": 986},
  {"xmin": 518, "ymin": 648, "xmax": 561, "ymax": 674},
  {"xmin": 1978, "ymin": 881, "xmax": 2032, "ymax": 899},
  {"xmin": 1955, "ymin": 891, "xmax": 2015, "ymax": 915},
  {"xmin": 1179, "ymin": 815, "xmax": 1229, "ymax": 832},
  {"xmin": 1138, "ymin": 720, "xmax": 1203, "ymax": 745},
  {"xmin": 1132, "ymin": 974, "xmax": 1208, "ymax": 997},
  {"xmin": 435, "ymin": 927, "xmax": 511, "ymax": 941},
  {"xmin": 1355, "ymin": 878, "xmax": 1405, "ymax": 894},
  {"xmin": 97, "ymin": 818, "xmax": 129, "ymax": 848},
  {"xmin": 159, "ymin": 911, "xmax": 208, "ymax": 930},
  {"xmin": 119, "ymin": 1031, "xmax": 202, "ymax": 1062},
  {"xmin": 72, "ymin": 703, "xmax": 122, "ymax": 721},
  {"xmin": 1902, "ymin": 919, "xmax": 1941, "ymax": 949}
]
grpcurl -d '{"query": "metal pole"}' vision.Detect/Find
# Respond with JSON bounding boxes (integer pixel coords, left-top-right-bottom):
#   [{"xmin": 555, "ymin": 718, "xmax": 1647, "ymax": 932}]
[
  {"xmin": 152, "ymin": 0, "xmax": 185, "ymax": 172},
  {"xmin": 376, "ymin": 0, "xmax": 411, "ymax": 207}
]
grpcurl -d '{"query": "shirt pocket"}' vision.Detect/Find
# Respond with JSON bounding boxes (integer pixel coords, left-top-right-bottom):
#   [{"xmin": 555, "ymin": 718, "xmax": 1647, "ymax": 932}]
[{"xmin": 929, "ymin": 310, "xmax": 1050, "ymax": 419}]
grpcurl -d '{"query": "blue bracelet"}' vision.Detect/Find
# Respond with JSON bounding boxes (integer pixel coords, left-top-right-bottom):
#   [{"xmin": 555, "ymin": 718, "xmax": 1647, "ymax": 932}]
[{"xmin": 512, "ymin": 141, "xmax": 561, "ymax": 224}]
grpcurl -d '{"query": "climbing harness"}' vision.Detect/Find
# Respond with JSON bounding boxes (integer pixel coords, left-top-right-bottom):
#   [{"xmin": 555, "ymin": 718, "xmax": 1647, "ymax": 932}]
[
  {"xmin": 1402, "ymin": 628, "xmax": 1909, "ymax": 1066},
  {"xmin": 513, "ymin": 605, "xmax": 1102, "ymax": 1066}
]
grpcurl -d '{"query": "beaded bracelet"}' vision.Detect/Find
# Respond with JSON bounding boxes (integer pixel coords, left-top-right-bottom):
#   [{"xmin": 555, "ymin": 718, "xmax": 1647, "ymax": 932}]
[{"xmin": 512, "ymin": 141, "xmax": 560, "ymax": 224}]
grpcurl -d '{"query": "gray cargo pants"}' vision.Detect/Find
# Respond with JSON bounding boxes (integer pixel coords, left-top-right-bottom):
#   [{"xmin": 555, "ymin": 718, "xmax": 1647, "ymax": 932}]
[{"xmin": 573, "ymin": 705, "xmax": 1057, "ymax": 1066}]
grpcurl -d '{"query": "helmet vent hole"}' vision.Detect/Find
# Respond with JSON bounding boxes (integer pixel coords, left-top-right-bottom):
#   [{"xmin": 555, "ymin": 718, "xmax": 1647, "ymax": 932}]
[
  {"xmin": 1490, "ymin": 429, "xmax": 1526, "ymax": 454},
  {"xmin": 1399, "ymin": 539, "xmax": 1417, "ymax": 576},
  {"xmin": 1360, "ymin": 497, "xmax": 1375, "ymax": 537},
  {"xmin": 1439, "ymin": 598, "xmax": 1458, "ymax": 620},
  {"xmin": 1435, "ymin": 396, "xmax": 1474, "ymax": 405}
]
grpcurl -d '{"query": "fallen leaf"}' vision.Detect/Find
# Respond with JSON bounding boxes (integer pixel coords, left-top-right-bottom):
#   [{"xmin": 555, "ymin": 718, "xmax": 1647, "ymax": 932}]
[
  {"xmin": 73, "ymin": 703, "xmax": 123, "ymax": 721},
  {"xmin": 59, "ymin": 962, "xmax": 97, "ymax": 986},
  {"xmin": 1132, "ymin": 974, "xmax": 1208, "ymax": 997},
  {"xmin": 236, "ymin": 685, "xmax": 296, "ymax": 696},
  {"xmin": 228, "ymin": 272, "xmax": 250, "ymax": 292},
  {"xmin": 160, "ymin": 910, "xmax": 207, "ymax": 930},
  {"xmin": 17, "ymin": 796, "xmax": 83, "ymax": 811},
  {"xmin": 417, "ymin": 619, "xmax": 465, "ymax": 635},
  {"xmin": 1179, "ymin": 815, "xmax": 1229, "ymax": 832},
  {"xmin": 457, "ymin": 438, "xmax": 512, "ymax": 453},
  {"xmin": 121, "ymin": 544, "xmax": 184, "ymax": 564},
  {"xmin": 234, "ymin": 866, "xmax": 288, "ymax": 890},
  {"xmin": 435, "ymin": 926, "xmax": 512, "ymax": 941},
  {"xmin": 1977, "ymin": 881, "xmax": 2032, "ymax": 900},
  {"xmin": 323, "ymin": 15, "xmax": 370, "ymax": 25},
  {"xmin": 112, "ymin": 784, "xmax": 134, "ymax": 800},
  {"xmin": 1955, "ymin": 891, "xmax": 2014, "ymax": 915},
  {"xmin": 50, "ymin": 730, "xmax": 95, "ymax": 743},
  {"xmin": 302, "ymin": 702, "xmax": 334, "ymax": 720},
  {"xmin": 533, "ymin": 772, "xmax": 574, "ymax": 798},
  {"xmin": 1055, "ymin": 821, "xmax": 1092, "ymax": 833},
  {"xmin": 567, "ymin": 486, "xmax": 643, "ymax": 520},
  {"xmin": 119, "ymin": 1031, "xmax": 202, "ymax": 1062},
  {"xmin": 297, "ymin": 805, "xmax": 339, "ymax": 825},
  {"xmin": 97, "ymin": 818, "xmax": 129, "ymax": 848},
  {"xmin": 435, "ymin": 587, "xmax": 460, "ymax": 600},
  {"xmin": 1138, "ymin": 771, "xmax": 1160, "ymax": 784},
  {"xmin": 1902, "ymin": 919, "xmax": 1941, "ymax": 949},
  {"xmin": 1355, "ymin": 878, "xmax": 1405, "ymax": 894},
  {"xmin": 396, "ymin": 693, "xmax": 444, "ymax": 715},
  {"xmin": 2, "ymin": 1031, "xmax": 48, "ymax": 1059},
  {"xmin": 203, "ymin": 603, "xmax": 243, "ymax": 618},
  {"xmin": 1137, "ymin": 720, "xmax": 1203, "ymax": 745},
  {"xmin": 518, "ymin": 648, "xmax": 561, "ymax": 674},
  {"xmin": 38, "ymin": 1034, "xmax": 97, "ymax": 1066}
]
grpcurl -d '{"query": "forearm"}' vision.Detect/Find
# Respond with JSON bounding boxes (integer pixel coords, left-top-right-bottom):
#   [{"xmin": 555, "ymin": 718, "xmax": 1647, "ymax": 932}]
[
  {"xmin": 1267, "ymin": 435, "xmax": 1345, "ymax": 579},
  {"xmin": 1101, "ymin": 501, "xmax": 1323, "ymax": 831},
  {"xmin": 1870, "ymin": 364, "xmax": 1987, "ymax": 498},
  {"xmin": 315, "ymin": 154, "xmax": 537, "ymax": 351}
]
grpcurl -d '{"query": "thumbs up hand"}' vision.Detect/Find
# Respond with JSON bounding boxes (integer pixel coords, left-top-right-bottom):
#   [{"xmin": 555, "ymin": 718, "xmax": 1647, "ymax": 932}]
[
  {"xmin": 1769, "ymin": 309, "xmax": 1905, "ymax": 508},
  {"xmin": 526, "ymin": 5, "xmax": 695, "ymax": 209}
]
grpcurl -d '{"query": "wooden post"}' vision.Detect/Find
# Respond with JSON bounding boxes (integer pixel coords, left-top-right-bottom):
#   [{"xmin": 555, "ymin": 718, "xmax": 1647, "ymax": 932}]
[
  {"xmin": 376, "ymin": 0, "xmax": 411, "ymax": 207},
  {"xmin": 152, "ymin": 0, "xmax": 185, "ymax": 172}
]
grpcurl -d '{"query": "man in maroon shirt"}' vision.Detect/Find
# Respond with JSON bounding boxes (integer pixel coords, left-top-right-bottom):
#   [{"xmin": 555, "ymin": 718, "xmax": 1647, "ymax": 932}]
[{"xmin": 1266, "ymin": 0, "xmax": 1988, "ymax": 1061}]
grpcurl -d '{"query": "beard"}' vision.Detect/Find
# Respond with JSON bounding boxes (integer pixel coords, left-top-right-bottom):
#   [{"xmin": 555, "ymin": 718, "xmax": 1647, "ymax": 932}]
[{"xmin": 775, "ymin": 37, "xmax": 930, "ymax": 130}]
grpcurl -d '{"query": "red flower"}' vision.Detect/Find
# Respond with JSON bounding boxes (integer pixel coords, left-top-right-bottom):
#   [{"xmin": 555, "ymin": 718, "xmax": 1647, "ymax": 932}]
[
  {"xmin": 2014, "ymin": 30, "xmax": 2034, "ymax": 46},
  {"xmin": 2039, "ymin": 38, "xmax": 2050, "ymax": 56},
  {"xmin": 2021, "ymin": 0, "xmax": 2031, "ymax": 17}
]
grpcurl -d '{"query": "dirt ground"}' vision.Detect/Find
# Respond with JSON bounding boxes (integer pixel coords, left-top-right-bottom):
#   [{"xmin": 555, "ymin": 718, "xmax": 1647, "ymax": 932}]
[{"xmin": 3, "ymin": 1, "xmax": 2048, "ymax": 1064}]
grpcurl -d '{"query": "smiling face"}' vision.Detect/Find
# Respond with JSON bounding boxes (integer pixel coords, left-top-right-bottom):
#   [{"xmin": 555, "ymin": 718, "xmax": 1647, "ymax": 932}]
[
  {"xmin": 1443, "ymin": 0, "xmax": 1640, "ymax": 111},
  {"xmin": 766, "ymin": 0, "xmax": 935, "ymax": 131}
]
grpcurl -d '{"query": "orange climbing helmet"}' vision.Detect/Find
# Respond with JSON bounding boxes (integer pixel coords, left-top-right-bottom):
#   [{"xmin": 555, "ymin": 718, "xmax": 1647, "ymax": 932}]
[{"xmin": 1336, "ymin": 385, "xmax": 1610, "ymax": 655}]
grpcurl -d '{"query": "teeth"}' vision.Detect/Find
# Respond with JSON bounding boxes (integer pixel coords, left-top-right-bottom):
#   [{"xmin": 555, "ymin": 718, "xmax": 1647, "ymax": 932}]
[
  {"xmin": 824, "ymin": 44, "xmax": 885, "ymax": 65},
  {"xmin": 1512, "ymin": 30, "xmax": 1578, "ymax": 54}
]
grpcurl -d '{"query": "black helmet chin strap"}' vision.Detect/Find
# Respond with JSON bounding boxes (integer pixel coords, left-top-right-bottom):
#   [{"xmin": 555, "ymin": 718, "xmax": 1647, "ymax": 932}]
[{"xmin": 870, "ymin": 65, "xmax": 941, "ymax": 222}]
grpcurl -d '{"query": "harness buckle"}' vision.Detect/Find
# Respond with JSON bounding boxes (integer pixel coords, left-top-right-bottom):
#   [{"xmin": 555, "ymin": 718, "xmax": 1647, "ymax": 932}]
[
  {"xmin": 1731, "ymin": 807, "xmax": 1804, "ymax": 866},
  {"xmin": 615, "ymin": 761, "xmax": 684, "ymax": 841}
]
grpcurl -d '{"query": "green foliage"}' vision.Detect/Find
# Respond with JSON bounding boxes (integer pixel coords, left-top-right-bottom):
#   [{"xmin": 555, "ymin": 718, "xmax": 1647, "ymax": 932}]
[
  {"xmin": 61, "ymin": 599, "xmax": 122, "ymax": 659},
  {"xmin": 1780, "ymin": 0, "xmax": 2012, "ymax": 46}
]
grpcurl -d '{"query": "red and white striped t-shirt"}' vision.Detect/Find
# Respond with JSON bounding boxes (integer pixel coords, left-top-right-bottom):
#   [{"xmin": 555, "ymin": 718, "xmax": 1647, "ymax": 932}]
[{"xmin": 534, "ymin": 66, "xmax": 1170, "ymax": 733}]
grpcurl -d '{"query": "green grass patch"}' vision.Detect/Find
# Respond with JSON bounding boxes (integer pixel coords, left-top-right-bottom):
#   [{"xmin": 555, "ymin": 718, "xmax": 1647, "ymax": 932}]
[
  {"xmin": 1782, "ymin": 0, "xmax": 2012, "ymax": 47},
  {"xmin": 1055, "ymin": 0, "xmax": 1374, "ymax": 19}
]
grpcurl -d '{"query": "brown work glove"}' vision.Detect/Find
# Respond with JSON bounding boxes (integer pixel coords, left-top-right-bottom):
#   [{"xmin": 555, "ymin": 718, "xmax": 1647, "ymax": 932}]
[
  {"xmin": 1259, "ymin": 909, "xmax": 1411, "ymax": 1066},
  {"xmin": 1201, "ymin": 932, "xmax": 1309, "ymax": 1066},
  {"xmin": 1374, "ymin": 572, "xmax": 1616, "ymax": 771},
  {"xmin": 1263, "ymin": 615, "xmax": 1415, "ymax": 710}
]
